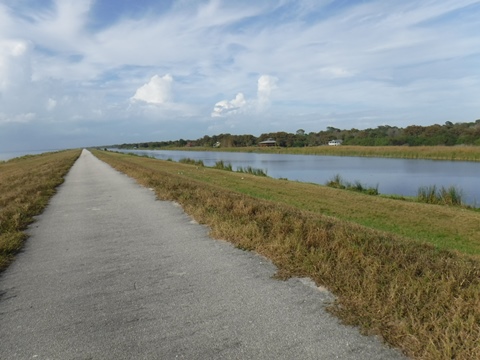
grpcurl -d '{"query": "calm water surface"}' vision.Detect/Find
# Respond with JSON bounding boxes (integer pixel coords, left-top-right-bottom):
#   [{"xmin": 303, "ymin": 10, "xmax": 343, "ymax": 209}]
[
  {"xmin": 0, "ymin": 150, "xmax": 56, "ymax": 161},
  {"xmin": 113, "ymin": 149, "xmax": 480, "ymax": 206}
]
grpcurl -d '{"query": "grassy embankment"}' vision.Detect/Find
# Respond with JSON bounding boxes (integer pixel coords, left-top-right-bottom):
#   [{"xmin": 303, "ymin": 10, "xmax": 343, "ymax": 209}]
[
  {"xmin": 93, "ymin": 149, "xmax": 479, "ymax": 360},
  {"xmin": 162, "ymin": 145, "xmax": 480, "ymax": 161},
  {"xmin": 0, "ymin": 150, "xmax": 81, "ymax": 271}
]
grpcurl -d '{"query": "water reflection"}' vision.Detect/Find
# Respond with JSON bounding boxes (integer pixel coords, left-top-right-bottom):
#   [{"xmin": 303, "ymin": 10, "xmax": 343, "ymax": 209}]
[{"xmin": 113, "ymin": 149, "xmax": 480, "ymax": 206}]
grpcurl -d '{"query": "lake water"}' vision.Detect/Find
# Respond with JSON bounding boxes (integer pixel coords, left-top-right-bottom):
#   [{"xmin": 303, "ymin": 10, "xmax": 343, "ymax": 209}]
[
  {"xmin": 113, "ymin": 149, "xmax": 480, "ymax": 206},
  {"xmin": 0, "ymin": 150, "xmax": 59, "ymax": 161}
]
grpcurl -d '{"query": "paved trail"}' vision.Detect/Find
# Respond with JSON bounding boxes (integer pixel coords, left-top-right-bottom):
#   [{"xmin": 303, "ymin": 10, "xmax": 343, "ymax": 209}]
[{"xmin": 0, "ymin": 150, "xmax": 406, "ymax": 359}]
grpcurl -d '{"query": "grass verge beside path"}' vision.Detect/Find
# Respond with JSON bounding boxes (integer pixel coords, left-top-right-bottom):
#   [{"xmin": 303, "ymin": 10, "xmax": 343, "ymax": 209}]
[
  {"xmin": 0, "ymin": 150, "xmax": 81, "ymax": 272},
  {"xmin": 93, "ymin": 150, "xmax": 480, "ymax": 360},
  {"xmin": 106, "ymin": 152, "xmax": 480, "ymax": 255}
]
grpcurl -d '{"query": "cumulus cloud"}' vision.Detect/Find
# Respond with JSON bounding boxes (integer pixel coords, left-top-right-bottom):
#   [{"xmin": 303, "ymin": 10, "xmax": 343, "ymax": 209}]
[
  {"xmin": 211, "ymin": 75, "xmax": 277, "ymax": 117},
  {"xmin": 257, "ymin": 75, "xmax": 278, "ymax": 109},
  {"xmin": 211, "ymin": 93, "xmax": 247, "ymax": 117},
  {"xmin": 131, "ymin": 74, "xmax": 173, "ymax": 104}
]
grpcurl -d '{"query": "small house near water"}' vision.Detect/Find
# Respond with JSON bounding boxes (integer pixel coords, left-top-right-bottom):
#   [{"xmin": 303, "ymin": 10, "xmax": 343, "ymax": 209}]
[{"xmin": 259, "ymin": 138, "xmax": 277, "ymax": 147}]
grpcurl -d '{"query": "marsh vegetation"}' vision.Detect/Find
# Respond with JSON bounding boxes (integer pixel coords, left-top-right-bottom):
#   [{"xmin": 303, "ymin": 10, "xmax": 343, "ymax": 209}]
[
  {"xmin": 417, "ymin": 185, "xmax": 464, "ymax": 206},
  {"xmin": 176, "ymin": 157, "xmax": 268, "ymax": 176},
  {"xmin": 326, "ymin": 174, "xmax": 470, "ymax": 208},
  {"xmin": 326, "ymin": 174, "xmax": 379, "ymax": 195}
]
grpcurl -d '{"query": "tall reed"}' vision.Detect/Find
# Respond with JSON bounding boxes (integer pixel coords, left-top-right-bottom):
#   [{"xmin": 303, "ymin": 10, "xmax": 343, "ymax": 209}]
[
  {"xmin": 236, "ymin": 166, "xmax": 268, "ymax": 176},
  {"xmin": 417, "ymin": 185, "xmax": 463, "ymax": 206},
  {"xmin": 179, "ymin": 158, "xmax": 204, "ymax": 166},
  {"xmin": 326, "ymin": 174, "xmax": 379, "ymax": 195},
  {"xmin": 214, "ymin": 160, "xmax": 233, "ymax": 171}
]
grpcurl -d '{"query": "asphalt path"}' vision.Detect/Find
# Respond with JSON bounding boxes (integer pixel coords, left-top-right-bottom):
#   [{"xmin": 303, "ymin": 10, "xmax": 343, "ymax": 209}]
[{"xmin": 0, "ymin": 149, "xmax": 407, "ymax": 359}]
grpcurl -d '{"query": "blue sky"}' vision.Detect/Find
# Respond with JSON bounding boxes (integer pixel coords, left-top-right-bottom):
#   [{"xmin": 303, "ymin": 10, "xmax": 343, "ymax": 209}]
[{"xmin": 1, "ymin": 0, "xmax": 479, "ymax": 151}]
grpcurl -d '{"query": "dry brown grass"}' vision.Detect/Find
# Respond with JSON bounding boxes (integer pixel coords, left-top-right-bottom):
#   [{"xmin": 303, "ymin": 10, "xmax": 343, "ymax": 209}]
[
  {"xmin": 0, "ymin": 150, "xmax": 81, "ymax": 271},
  {"xmin": 93, "ymin": 149, "xmax": 480, "ymax": 360}
]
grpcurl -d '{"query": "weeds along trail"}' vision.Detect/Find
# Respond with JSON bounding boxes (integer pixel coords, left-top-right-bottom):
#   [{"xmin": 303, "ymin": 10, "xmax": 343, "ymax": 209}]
[
  {"xmin": 93, "ymin": 150, "xmax": 480, "ymax": 360},
  {"xmin": 0, "ymin": 150, "xmax": 81, "ymax": 271}
]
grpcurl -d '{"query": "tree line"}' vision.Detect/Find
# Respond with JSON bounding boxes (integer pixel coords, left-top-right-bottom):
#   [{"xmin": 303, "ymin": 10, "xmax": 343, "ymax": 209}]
[{"xmin": 111, "ymin": 120, "xmax": 480, "ymax": 149}]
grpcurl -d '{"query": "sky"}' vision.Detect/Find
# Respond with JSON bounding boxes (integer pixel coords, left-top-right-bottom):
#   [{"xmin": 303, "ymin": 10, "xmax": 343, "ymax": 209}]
[{"xmin": 1, "ymin": 0, "xmax": 480, "ymax": 151}]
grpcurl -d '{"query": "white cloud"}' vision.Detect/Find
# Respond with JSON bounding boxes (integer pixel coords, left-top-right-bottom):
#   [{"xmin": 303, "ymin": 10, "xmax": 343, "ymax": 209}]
[
  {"xmin": 211, "ymin": 93, "xmax": 247, "ymax": 117},
  {"xmin": 257, "ymin": 75, "xmax": 278, "ymax": 109},
  {"xmin": 131, "ymin": 74, "xmax": 173, "ymax": 104},
  {"xmin": 212, "ymin": 75, "xmax": 278, "ymax": 117},
  {"xmin": 0, "ymin": 40, "xmax": 31, "ymax": 93},
  {"xmin": 20, "ymin": 0, "xmax": 92, "ymax": 54}
]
